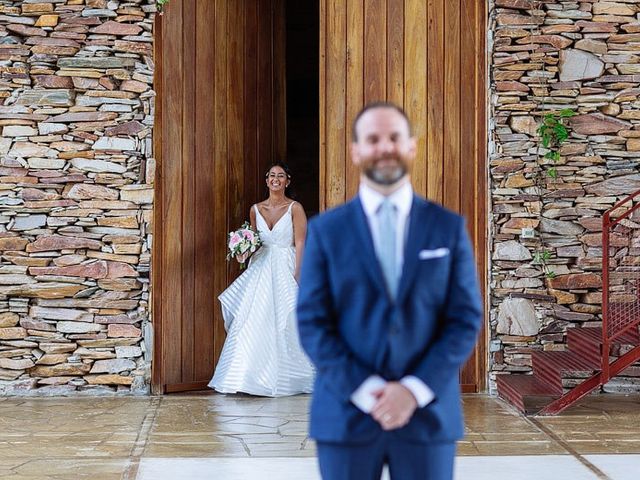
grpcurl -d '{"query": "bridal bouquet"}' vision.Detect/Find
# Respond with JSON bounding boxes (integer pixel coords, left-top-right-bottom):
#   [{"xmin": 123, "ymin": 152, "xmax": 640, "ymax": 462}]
[{"xmin": 227, "ymin": 222, "xmax": 262, "ymax": 269}]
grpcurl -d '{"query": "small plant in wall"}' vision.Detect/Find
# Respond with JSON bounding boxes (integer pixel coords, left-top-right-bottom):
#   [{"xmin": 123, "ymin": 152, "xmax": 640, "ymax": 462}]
[
  {"xmin": 532, "ymin": 248, "xmax": 556, "ymax": 279},
  {"xmin": 157, "ymin": 0, "xmax": 170, "ymax": 13},
  {"xmin": 530, "ymin": 108, "xmax": 576, "ymax": 280},
  {"xmin": 536, "ymin": 108, "xmax": 576, "ymax": 179}
]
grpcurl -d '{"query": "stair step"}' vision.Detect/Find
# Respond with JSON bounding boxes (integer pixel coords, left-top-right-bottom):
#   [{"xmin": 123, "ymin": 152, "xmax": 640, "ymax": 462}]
[
  {"xmin": 567, "ymin": 326, "xmax": 639, "ymax": 358},
  {"xmin": 567, "ymin": 328, "xmax": 602, "ymax": 363},
  {"xmin": 532, "ymin": 350, "xmax": 600, "ymax": 374},
  {"xmin": 499, "ymin": 327, "xmax": 640, "ymax": 415},
  {"xmin": 532, "ymin": 351, "xmax": 600, "ymax": 392},
  {"xmin": 496, "ymin": 374, "xmax": 559, "ymax": 413},
  {"xmin": 568, "ymin": 326, "xmax": 639, "ymax": 343}
]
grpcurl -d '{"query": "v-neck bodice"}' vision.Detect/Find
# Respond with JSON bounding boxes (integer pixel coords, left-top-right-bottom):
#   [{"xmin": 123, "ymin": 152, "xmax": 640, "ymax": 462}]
[{"xmin": 254, "ymin": 203, "xmax": 295, "ymax": 248}]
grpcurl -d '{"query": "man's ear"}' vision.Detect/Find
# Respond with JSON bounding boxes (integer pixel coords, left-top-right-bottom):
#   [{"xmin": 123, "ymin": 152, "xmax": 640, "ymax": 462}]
[
  {"xmin": 408, "ymin": 137, "xmax": 417, "ymax": 157},
  {"xmin": 350, "ymin": 142, "xmax": 360, "ymax": 166}
]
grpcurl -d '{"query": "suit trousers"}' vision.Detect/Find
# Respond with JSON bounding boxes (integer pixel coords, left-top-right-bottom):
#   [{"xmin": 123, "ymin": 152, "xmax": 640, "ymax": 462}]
[{"xmin": 316, "ymin": 432, "xmax": 455, "ymax": 480}]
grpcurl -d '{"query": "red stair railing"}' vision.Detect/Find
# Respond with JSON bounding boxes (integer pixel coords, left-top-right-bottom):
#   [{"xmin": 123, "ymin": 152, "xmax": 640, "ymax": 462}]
[
  {"xmin": 602, "ymin": 189, "xmax": 640, "ymax": 383},
  {"xmin": 534, "ymin": 189, "xmax": 640, "ymax": 415}
]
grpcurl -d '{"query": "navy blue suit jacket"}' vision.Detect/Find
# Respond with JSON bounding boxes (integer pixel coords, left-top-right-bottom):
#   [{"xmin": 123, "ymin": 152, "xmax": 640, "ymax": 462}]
[{"xmin": 297, "ymin": 194, "xmax": 482, "ymax": 444}]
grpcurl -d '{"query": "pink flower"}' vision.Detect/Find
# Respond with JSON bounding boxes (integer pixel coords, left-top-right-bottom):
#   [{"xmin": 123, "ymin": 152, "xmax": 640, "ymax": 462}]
[
  {"xmin": 243, "ymin": 230, "xmax": 254, "ymax": 242},
  {"xmin": 229, "ymin": 233, "xmax": 242, "ymax": 249}
]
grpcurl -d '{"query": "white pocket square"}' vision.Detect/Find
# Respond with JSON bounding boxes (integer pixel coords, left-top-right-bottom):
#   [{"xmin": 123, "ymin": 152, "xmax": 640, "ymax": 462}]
[{"xmin": 419, "ymin": 248, "xmax": 449, "ymax": 260}]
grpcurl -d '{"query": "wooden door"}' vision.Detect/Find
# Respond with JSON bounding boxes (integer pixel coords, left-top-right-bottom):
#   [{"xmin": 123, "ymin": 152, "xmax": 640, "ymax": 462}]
[
  {"xmin": 319, "ymin": 0, "xmax": 487, "ymax": 391},
  {"xmin": 153, "ymin": 0, "xmax": 286, "ymax": 393}
]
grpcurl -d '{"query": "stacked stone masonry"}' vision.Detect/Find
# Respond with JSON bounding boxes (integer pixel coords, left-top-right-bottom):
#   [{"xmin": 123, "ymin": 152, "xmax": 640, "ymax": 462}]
[
  {"xmin": 490, "ymin": 0, "xmax": 640, "ymax": 393},
  {"xmin": 0, "ymin": 0, "xmax": 155, "ymax": 395}
]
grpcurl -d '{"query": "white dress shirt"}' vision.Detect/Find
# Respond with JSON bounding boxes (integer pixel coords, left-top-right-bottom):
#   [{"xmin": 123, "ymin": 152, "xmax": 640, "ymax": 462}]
[{"xmin": 350, "ymin": 181, "xmax": 435, "ymax": 412}]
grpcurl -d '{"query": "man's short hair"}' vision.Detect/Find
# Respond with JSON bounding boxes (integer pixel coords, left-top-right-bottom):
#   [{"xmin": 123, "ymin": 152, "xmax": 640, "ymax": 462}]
[{"xmin": 351, "ymin": 102, "xmax": 412, "ymax": 142}]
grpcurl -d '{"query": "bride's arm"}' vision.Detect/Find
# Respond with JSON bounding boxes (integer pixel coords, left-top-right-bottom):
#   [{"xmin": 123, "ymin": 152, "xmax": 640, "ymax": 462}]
[
  {"xmin": 291, "ymin": 202, "xmax": 307, "ymax": 282},
  {"xmin": 249, "ymin": 205, "xmax": 257, "ymax": 231}
]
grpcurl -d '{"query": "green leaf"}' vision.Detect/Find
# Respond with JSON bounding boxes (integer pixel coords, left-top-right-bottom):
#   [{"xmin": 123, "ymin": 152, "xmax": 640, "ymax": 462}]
[
  {"xmin": 559, "ymin": 108, "xmax": 576, "ymax": 118},
  {"xmin": 547, "ymin": 167, "xmax": 558, "ymax": 178},
  {"xmin": 544, "ymin": 151, "xmax": 560, "ymax": 161}
]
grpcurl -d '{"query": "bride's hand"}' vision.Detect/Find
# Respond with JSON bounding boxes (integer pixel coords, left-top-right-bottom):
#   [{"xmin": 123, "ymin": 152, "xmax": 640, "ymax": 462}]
[{"xmin": 236, "ymin": 252, "xmax": 249, "ymax": 264}]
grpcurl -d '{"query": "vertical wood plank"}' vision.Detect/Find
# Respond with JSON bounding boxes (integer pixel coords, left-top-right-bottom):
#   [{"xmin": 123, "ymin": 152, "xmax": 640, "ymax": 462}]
[
  {"xmin": 181, "ymin": 0, "xmax": 196, "ymax": 383},
  {"xmin": 274, "ymin": 0, "xmax": 287, "ymax": 166},
  {"xmin": 244, "ymin": 0, "xmax": 259, "ymax": 207},
  {"xmin": 363, "ymin": 0, "xmax": 386, "ymax": 103},
  {"xmin": 459, "ymin": 0, "xmax": 473, "ymax": 388},
  {"xmin": 386, "ymin": 0, "xmax": 403, "ymax": 106},
  {"xmin": 319, "ymin": 0, "xmax": 327, "ymax": 210},
  {"xmin": 194, "ymin": 0, "xmax": 216, "ymax": 380},
  {"xmin": 213, "ymin": 0, "xmax": 229, "ymax": 364},
  {"xmin": 458, "ymin": 0, "xmax": 486, "ymax": 391},
  {"xmin": 258, "ymin": 0, "xmax": 274, "ymax": 181},
  {"xmin": 162, "ymin": 0, "xmax": 183, "ymax": 386},
  {"xmin": 345, "ymin": 0, "xmax": 364, "ymax": 199},
  {"xmin": 443, "ymin": 0, "xmax": 460, "ymax": 212},
  {"xmin": 427, "ymin": 0, "xmax": 444, "ymax": 204},
  {"xmin": 460, "ymin": 0, "xmax": 476, "ymax": 252},
  {"xmin": 404, "ymin": 0, "xmax": 427, "ymax": 197},
  {"xmin": 475, "ymin": 0, "xmax": 488, "ymax": 392},
  {"xmin": 325, "ymin": 0, "xmax": 347, "ymax": 207},
  {"xmin": 228, "ymin": 0, "xmax": 245, "ymax": 227},
  {"xmin": 151, "ymin": 12, "xmax": 164, "ymax": 392}
]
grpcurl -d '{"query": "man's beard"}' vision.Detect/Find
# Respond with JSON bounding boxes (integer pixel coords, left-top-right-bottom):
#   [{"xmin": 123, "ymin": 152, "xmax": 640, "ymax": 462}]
[{"xmin": 364, "ymin": 157, "xmax": 407, "ymax": 186}]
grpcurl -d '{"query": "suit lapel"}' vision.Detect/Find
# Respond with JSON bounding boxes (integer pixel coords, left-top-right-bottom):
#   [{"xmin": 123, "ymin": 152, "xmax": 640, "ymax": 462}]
[
  {"xmin": 349, "ymin": 197, "xmax": 389, "ymax": 296},
  {"xmin": 396, "ymin": 197, "xmax": 433, "ymax": 304}
]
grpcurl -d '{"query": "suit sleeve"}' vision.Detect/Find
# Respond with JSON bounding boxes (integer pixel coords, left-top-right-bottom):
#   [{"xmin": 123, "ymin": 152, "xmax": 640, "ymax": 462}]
[
  {"xmin": 410, "ymin": 217, "xmax": 483, "ymax": 401},
  {"xmin": 297, "ymin": 220, "xmax": 373, "ymax": 402}
]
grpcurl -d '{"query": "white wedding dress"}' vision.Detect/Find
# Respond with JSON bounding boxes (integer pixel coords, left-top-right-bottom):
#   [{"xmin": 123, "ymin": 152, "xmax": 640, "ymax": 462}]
[{"xmin": 209, "ymin": 202, "xmax": 315, "ymax": 396}]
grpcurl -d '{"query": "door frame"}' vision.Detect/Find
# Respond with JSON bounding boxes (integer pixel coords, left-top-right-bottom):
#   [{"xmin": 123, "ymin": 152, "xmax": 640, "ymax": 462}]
[{"xmin": 151, "ymin": 1, "xmax": 489, "ymax": 394}]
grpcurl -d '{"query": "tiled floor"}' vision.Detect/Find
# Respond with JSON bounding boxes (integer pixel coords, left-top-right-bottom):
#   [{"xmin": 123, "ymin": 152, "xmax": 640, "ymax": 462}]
[{"xmin": 0, "ymin": 393, "xmax": 638, "ymax": 479}]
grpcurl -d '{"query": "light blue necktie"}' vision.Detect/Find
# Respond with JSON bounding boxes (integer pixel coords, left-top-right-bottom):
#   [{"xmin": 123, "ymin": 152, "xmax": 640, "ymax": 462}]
[{"xmin": 377, "ymin": 198, "xmax": 398, "ymax": 298}]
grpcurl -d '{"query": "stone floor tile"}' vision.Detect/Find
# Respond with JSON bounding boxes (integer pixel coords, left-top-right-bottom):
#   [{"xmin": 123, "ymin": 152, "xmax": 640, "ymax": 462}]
[
  {"xmin": 471, "ymin": 440, "xmax": 567, "ymax": 456},
  {"xmin": 0, "ymin": 458, "xmax": 129, "ymax": 479},
  {"xmin": 0, "ymin": 391, "xmax": 639, "ymax": 479},
  {"xmin": 143, "ymin": 440, "xmax": 249, "ymax": 458},
  {"xmin": 564, "ymin": 440, "xmax": 640, "ymax": 455},
  {"xmin": 456, "ymin": 441, "xmax": 481, "ymax": 455}
]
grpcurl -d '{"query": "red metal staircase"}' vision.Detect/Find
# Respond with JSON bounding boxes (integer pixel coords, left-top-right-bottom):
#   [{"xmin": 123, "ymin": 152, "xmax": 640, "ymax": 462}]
[{"xmin": 497, "ymin": 189, "xmax": 640, "ymax": 415}]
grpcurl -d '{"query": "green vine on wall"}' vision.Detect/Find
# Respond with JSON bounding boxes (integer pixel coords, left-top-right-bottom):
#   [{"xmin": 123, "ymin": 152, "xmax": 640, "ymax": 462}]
[
  {"xmin": 536, "ymin": 108, "xmax": 576, "ymax": 180},
  {"xmin": 524, "ymin": 2, "xmax": 580, "ymax": 281},
  {"xmin": 532, "ymin": 108, "xmax": 576, "ymax": 279}
]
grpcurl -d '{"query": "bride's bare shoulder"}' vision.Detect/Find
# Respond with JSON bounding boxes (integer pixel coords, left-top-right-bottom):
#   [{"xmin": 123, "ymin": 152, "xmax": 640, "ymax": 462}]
[{"xmin": 290, "ymin": 201, "xmax": 306, "ymax": 216}]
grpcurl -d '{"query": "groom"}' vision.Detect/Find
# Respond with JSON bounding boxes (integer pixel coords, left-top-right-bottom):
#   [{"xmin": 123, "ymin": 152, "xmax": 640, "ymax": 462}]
[{"xmin": 297, "ymin": 102, "xmax": 483, "ymax": 479}]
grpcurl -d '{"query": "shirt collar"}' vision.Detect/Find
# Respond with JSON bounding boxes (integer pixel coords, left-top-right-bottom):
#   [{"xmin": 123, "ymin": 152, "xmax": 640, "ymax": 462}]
[{"xmin": 359, "ymin": 180, "xmax": 413, "ymax": 218}]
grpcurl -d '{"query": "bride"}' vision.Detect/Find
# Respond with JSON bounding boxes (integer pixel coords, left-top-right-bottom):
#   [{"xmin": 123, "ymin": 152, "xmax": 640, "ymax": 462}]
[{"xmin": 208, "ymin": 162, "xmax": 315, "ymax": 396}]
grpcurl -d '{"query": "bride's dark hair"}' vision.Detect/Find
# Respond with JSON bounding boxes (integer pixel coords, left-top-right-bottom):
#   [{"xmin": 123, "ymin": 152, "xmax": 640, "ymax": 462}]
[{"xmin": 265, "ymin": 161, "xmax": 295, "ymax": 199}]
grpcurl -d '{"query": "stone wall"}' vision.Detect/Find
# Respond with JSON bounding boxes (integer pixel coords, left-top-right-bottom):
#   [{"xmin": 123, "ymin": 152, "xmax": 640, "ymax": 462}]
[
  {"xmin": 0, "ymin": 0, "xmax": 155, "ymax": 395},
  {"xmin": 489, "ymin": 0, "xmax": 640, "ymax": 392}
]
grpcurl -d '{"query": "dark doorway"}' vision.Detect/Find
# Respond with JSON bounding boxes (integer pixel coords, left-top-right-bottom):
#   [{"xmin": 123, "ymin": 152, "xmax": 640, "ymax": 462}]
[{"xmin": 285, "ymin": 0, "xmax": 319, "ymax": 216}]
